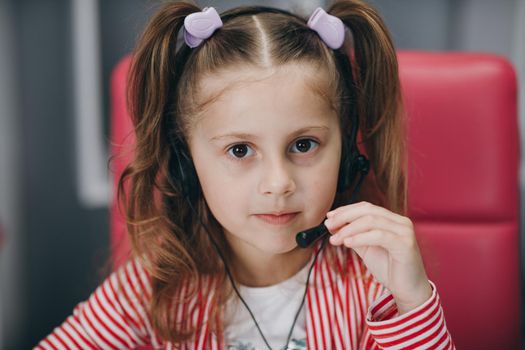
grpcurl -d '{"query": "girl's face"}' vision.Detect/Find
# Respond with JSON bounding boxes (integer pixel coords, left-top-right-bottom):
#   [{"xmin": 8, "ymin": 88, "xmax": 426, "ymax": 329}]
[{"xmin": 188, "ymin": 63, "xmax": 341, "ymax": 258}]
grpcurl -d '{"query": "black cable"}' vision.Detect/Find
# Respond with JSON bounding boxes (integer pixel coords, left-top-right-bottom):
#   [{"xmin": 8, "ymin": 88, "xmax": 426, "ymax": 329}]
[
  {"xmin": 181, "ymin": 156, "xmax": 367, "ymax": 349},
  {"xmin": 187, "ymin": 199, "xmax": 326, "ymax": 350},
  {"xmin": 284, "ymin": 238, "xmax": 327, "ymax": 348}
]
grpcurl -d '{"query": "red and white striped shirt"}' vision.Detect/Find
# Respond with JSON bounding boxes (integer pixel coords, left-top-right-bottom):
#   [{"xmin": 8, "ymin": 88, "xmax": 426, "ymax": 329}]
[{"xmin": 35, "ymin": 244, "xmax": 455, "ymax": 349}]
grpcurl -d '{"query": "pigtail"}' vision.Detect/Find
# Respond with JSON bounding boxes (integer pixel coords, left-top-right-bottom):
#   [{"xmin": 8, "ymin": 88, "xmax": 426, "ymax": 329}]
[
  {"xmin": 126, "ymin": 1, "xmax": 198, "ymax": 176},
  {"xmin": 329, "ymin": 0, "xmax": 407, "ymax": 215},
  {"xmin": 122, "ymin": 0, "xmax": 200, "ymax": 248},
  {"xmin": 118, "ymin": 1, "xmax": 224, "ymax": 343},
  {"xmin": 121, "ymin": 1, "xmax": 200, "ymax": 270}
]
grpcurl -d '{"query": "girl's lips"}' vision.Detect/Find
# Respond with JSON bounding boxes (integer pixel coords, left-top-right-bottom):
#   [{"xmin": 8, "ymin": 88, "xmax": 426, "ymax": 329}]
[{"xmin": 254, "ymin": 212, "xmax": 299, "ymax": 225}]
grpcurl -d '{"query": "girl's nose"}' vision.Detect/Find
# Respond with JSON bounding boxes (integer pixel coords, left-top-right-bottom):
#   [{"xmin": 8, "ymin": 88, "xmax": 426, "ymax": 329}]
[{"xmin": 258, "ymin": 157, "xmax": 296, "ymax": 196}]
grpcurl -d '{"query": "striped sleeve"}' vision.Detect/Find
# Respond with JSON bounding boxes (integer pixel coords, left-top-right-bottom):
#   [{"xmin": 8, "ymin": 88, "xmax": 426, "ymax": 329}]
[
  {"xmin": 33, "ymin": 259, "xmax": 157, "ymax": 350},
  {"xmin": 365, "ymin": 280, "xmax": 455, "ymax": 349}
]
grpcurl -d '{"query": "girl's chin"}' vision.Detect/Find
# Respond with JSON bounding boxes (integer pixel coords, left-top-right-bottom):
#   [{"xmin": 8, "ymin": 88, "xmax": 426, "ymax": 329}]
[
  {"xmin": 256, "ymin": 236, "xmax": 300, "ymax": 255},
  {"xmin": 223, "ymin": 227, "xmax": 307, "ymax": 256}
]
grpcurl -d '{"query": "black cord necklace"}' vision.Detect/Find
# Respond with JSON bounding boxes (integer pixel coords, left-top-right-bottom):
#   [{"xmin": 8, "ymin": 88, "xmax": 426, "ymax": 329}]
[
  {"xmin": 185, "ymin": 161, "xmax": 368, "ymax": 349},
  {"xmin": 189, "ymin": 200, "xmax": 327, "ymax": 350},
  {"xmin": 225, "ymin": 239, "xmax": 326, "ymax": 350}
]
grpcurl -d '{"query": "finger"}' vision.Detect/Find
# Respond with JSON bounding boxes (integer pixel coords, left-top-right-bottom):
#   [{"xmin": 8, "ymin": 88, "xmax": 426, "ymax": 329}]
[
  {"xmin": 328, "ymin": 214, "xmax": 410, "ymax": 245},
  {"xmin": 327, "ymin": 201, "xmax": 409, "ymax": 224},
  {"xmin": 342, "ymin": 229, "xmax": 408, "ymax": 252},
  {"xmin": 326, "ymin": 201, "xmax": 411, "ymax": 231}
]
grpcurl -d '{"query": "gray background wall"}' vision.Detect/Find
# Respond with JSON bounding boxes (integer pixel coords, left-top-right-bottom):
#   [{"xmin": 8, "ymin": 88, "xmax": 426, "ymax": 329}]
[{"xmin": 0, "ymin": 0, "xmax": 523, "ymax": 349}]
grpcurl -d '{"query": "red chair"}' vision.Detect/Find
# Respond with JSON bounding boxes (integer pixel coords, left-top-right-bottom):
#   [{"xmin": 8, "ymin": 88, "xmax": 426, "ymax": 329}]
[
  {"xmin": 110, "ymin": 51, "xmax": 521, "ymax": 349},
  {"xmin": 399, "ymin": 51, "xmax": 521, "ymax": 349},
  {"xmin": 109, "ymin": 55, "xmax": 134, "ymax": 269}
]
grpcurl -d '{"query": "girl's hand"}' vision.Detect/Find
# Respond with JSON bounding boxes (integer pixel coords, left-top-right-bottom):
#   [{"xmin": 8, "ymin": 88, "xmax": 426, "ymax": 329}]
[{"xmin": 325, "ymin": 201, "xmax": 432, "ymax": 315}]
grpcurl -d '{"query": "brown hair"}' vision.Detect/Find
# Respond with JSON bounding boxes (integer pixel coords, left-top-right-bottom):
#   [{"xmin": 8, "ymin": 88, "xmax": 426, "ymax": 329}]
[{"xmin": 118, "ymin": 0, "xmax": 406, "ymax": 344}]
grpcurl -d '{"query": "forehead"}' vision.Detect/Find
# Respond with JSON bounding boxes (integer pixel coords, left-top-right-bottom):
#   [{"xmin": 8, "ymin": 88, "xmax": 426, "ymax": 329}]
[{"xmin": 192, "ymin": 63, "xmax": 337, "ymax": 122}]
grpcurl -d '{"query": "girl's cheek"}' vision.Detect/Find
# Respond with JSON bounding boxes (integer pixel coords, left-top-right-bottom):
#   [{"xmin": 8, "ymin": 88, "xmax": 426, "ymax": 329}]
[{"xmin": 310, "ymin": 177, "xmax": 337, "ymax": 206}]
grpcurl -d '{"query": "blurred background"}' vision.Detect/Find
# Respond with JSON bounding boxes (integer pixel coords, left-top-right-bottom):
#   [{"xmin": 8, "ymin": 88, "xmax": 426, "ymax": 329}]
[{"xmin": 0, "ymin": 0, "xmax": 523, "ymax": 349}]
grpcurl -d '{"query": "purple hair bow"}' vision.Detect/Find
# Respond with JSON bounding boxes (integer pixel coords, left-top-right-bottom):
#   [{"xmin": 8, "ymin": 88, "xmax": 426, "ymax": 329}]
[
  {"xmin": 307, "ymin": 7, "xmax": 345, "ymax": 50},
  {"xmin": 183, "ymin": 7, "xmax": 223, "ymax": 48}
]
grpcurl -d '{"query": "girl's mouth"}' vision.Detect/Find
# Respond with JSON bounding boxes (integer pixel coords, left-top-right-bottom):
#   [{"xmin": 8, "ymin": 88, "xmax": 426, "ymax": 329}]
[{"xmin": 254, "ymin": 212, "xmax": 300, "ymax": 225}]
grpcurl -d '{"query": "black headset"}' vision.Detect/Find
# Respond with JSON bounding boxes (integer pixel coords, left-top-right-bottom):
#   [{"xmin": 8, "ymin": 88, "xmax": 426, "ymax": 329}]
[
  {"xmin": 161, "ymin": 8, "xmax": 371, "ymax": 349},
  {"xmin": 166, "ymin": 110, "xmax": 369, "ymax": 206},
  {"xmin": 163, "ymin": 6, "xmax": 370, "ymax": 223}
]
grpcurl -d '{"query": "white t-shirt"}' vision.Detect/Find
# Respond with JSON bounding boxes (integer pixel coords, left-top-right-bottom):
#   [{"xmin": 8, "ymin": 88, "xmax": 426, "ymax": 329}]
[{"xmin": 223, "ymin": 262, "xmax": 310, "ymax": 350}]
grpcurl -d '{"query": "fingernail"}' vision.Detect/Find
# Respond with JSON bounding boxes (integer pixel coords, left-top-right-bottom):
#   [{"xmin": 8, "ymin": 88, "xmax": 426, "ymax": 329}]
[
  {"xmin": 329, "ymin": 234, "xmax": 338, "ymax": 244},
  {"xmin": 326, "ymin": 211, "xmax": 334, "ymax": 218}
]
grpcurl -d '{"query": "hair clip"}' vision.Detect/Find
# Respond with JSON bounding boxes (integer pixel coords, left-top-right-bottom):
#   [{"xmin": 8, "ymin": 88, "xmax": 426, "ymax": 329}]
[
  {"xmin": 183, "ymin": 7, "xmax": 223, "ymax": 48},
  {"xmin": 307, "ymin": 7, "xmax": 345, "ymax": 50}
]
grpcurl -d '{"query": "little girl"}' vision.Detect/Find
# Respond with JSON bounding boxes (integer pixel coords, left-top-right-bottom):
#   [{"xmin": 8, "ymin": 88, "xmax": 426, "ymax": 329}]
[{"xmin": 36, "ymin": 1, "xmax": 455, "ymax": 349}]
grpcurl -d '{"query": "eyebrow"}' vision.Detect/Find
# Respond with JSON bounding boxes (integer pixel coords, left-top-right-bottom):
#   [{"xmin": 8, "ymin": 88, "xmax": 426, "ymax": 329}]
[{"xmin": 209, "ymin": 126, "xmax": 330, "ymax": 142}]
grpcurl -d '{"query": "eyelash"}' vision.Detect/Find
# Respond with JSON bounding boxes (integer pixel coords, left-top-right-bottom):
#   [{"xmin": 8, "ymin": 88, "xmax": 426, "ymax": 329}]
[{"xmin": 226, "ymin": 138, "xmax": 320, "ymax": 162}]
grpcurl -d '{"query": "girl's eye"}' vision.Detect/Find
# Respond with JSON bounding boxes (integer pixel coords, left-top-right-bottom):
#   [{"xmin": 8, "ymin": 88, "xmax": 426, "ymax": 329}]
[
  {"xmin": 290, "ymin": 138, "xmax": 319, "ymax": 153},
  {"xmin": 227, "ymin": 144, "xmax": 253, "ymax": 159}
]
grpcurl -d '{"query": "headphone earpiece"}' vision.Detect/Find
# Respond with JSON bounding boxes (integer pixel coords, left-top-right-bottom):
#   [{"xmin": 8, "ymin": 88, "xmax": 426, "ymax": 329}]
[
  {"xmin": 167, "ymin": 116, "xmax": 369, "ymax": 202},
  {"xmin": 167, "ymin": 133, "xmax": 200, "ymax": 204},
  {"xmin": 336, "ymin": 130, "xmax": 370, "ymax": 194},
  {"xmin": 354, "ymin": 154, "xmax": 370, "ymax": 175},
  {"xmin": 169, "ymin": 132, "xmax": 369, "ymax": 201}
]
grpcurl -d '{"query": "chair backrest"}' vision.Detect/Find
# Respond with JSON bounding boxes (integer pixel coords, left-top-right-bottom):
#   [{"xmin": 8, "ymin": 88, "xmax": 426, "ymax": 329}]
[
  {"xmin": 110, "ymin": 51, "xmax": 521, "ymax": 349},
  {"xmin": 109, "ymin": 55, "xmax": 134, "ymax": 268},
  {"xmin": 399, "ymin": 51, "xmax": 521, "ymax": 349}
]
